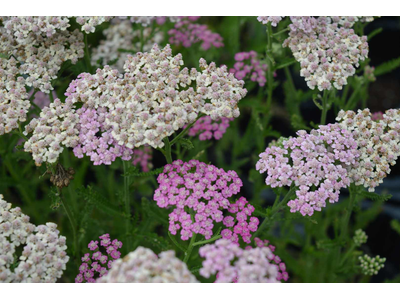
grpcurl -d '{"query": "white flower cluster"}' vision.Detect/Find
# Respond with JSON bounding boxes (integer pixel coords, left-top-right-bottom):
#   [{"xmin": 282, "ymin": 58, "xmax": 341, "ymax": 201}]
[
  {"xmin": 75, "ymin": 17, "xmax": 112, "ymax": 34},
  {"xmin": 353, "ymin": 229, "xmax": 368, "ymax": 247},
  {"xmin": 0, "ymin": 16, "xmax": 85, "ymax": 94},
  {"xmin": 97, "ymin": 247, "xmax": 198, "ymax": 283},
  {"xmin": 283, "ymin": 16, "xmax": 369, "ymax": 91},
  {"xmin": 0, "ymin": 195, "xmax": 69, "ymax": 282},
  {"xmin": 257, "ymin": 16, "xmax": 284, "ymax": 27},
  {"xmin": 336, "ymin": 109, "xmax": 400, "ymax": 192},
  {"xmin": 91, "ymin": 20, "xmax": 163, "ymax": 72},
  {"xmin": 0, "ymin": 57, "xmax": 30, "ymax": 135},
  {"xmin": 359, "ymin": 254, "xmax": 385, "ymax": 276},
  {"xmin": 24, "ymin": 98, "xmax": 79, "ymax": 166}
]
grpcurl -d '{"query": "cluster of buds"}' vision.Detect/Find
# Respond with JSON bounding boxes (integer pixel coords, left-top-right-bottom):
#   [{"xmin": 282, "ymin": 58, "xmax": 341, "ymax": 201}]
[
  {"xmin": 353, "ymin": 229, "xmax": 368, "ymax": 247},
  {"xmin": 359, "ymin": 254, "xmax": 386, "ymax": 276}
]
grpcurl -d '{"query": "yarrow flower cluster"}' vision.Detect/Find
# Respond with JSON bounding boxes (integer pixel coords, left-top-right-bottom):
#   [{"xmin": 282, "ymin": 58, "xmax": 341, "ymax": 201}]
[
  {"xmin": 256, "ymin": 123, "xmax": 359, "ymax": 216},
  {"xmin": 132, "ymin": 146, "xmax": 153, "ymax": 172},
  {"xmin": 168, "ymin": 17, "xmax": 224, "ymax": 50},
  {"xmin": 24, "ymin": 44, "xmax": 247, "ymax": 165},
  {"xmin": 187, "ymin": 116, "xmax": 233, "ymax": 141},
  {"xmin": 75, "ymin": 233, "xmax": 122, "ymax": 283},
  {"xmin": 91, "ymin": 20, "xmax": 163, "ymax": 72},
  {"xmin": 221, "ymin": 197, "xmax": 259, "ymax": 244},
  {"xmin": 257, "ymin": 16, "xmax": 285, "ymax": 27},
  {"xmin": 154, "ymin": 160, "xmax": 260, "ymax": 242},
  {"xmin": 0, "ymin": 195, "xmax": 69, "ymax": 283},
  {"xmin": 230, "ymin": 51, "xmax": 268, "ymax": 86},
  {"xmin": 97, "ymin": 247, "xmax": 198, "ymax": 283},
  {"xmin": 354, "ymin": 229, "xmax": 368, "ymax": 247},
  {"xmin": 359, "ymin": 254, "xmax": 386, "ymax": 276},
  {"xmin": 0, "ymin": 57, "xmax": 29, "ymax": 135},
  {"xmin": 23, "ymin": 98, "xmax": 79, "ymax": 166},
  {"xmin": 75, "ymin": 17, "xmax": 112, "ymax": 34},
  {"xmin": 336, "ymin": 109, "xmax": 400, "ymax": 192},
  {"xmin": 282, "ymin": 16, "xmax": 369, "ymax": 91},
  {"xmin": 1, "ymin": 17, "xmax": 85, "ymax": 94},
  {"xmin": 199, "ymin": 238, "xmax": 287, "ymax": 283}
]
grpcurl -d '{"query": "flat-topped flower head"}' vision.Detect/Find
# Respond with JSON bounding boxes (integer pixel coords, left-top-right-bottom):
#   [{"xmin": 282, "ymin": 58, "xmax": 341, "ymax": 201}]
[
  {"xmin": 0, "ymin": 57, "xmax": 30, "ymax": 135},
  {"xmin": 230, "ymin": 51, "xmax": 268, "ymax": 87},
  {"xmin": 256, "ymin": 123, "xmax": 359, "ymax": 216},
  {"xmin": 76, "ymin": 233, "xmax": 123, "ymax": 283},
  {"xmin": 154, "ymin": 160, "xmax": 260, "ymax": 242},
  {"xmin": 97, "ymin": 247, "xmax": 198, "ymax": 283},
  {"xmin": 257, "ymin": 16, "xmax": 285, "ymax": 27},
  {"xmin": 199, "ymin": 238, "xmax": 287, "ymax": 283},
  {"xmin": 168, "ymin": 17, "xmax": 224, "ymax": 50},
  {"xmin": 336, "ymin": 108, "xmax": 400, "ymax": 192},
  {"xmin": 0, "ymin": 195, "xmax": 68, "ymax": 283},
  {"xmin": 283, "ymin": 16, "xmax": 369, "ymax": 91}
]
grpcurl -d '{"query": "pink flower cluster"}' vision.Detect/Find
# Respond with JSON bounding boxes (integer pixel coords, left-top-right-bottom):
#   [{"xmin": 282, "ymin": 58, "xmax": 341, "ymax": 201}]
[
  {"xmin": 168, "ymin": 18, "xmax": 224, "ymax": 50},
  {"xmin": 187, "ymin": 116, "xmax": 233, "ymax": 141},
  {"xmin": 154, "ymin": 160, "xmax": 259, "ymax": 242},
  {"xmin": 75, "ymin": 234, "xmax": 122, "ymax": 283},
  {"xmin": 257, "ymin": 16, "xmax": 284, "ymax": 27},
  {"xmin": 256, "ymin": 123, "xmax": 359, "ymax": 216},
  {"xmin": 221, "ymin": 197, "xmax": 259, "ymax": 244},
  {"xmin": 250, "ymin": 238, "xmax": 289, "ymax": 281},
  {"xmin": 199, "ymin": 238, "xmax": 287, "ymax": 283},
  {"xmin": 132, "ymin": 146, "xmax": 153, "ymax": 172},
  {"xmin": 230, "ymin": 51, "xmax": 268, "ymax": 86}
]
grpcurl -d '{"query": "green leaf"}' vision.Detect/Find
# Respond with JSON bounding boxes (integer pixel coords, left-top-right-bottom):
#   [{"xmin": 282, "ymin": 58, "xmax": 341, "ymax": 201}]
[
  {"xmin": 123, "ymin": 166, "xmax": 163, "ymax": 177},
  {"xmin": 141, "ymin": 197, "xmax": 169, "ymax": 225},
  {"xmin": 374, "ymin": 57, "xmax": 400, "ymax": 77},
  {"xmin": 77, "ymin": 186, "xmax": 124, "ymax": 218},
  {"xmin": 367, "ymin": 27, "xmax": 383, "ymax": 41},
  {"xmin": 49, "ymin": 187, "xmax": 62, "ymax": 210},
  {"xmin": 178, "ymin": 138, "xmax": 194, "ymax": 150},
  {"xmin": 135, "ymin": 232, "xmax": 172, "ymax": 251},
  {"xmin": 360, "ymin": 190, "xmax": 392, "ymax": 202},
  {"xmin": 390, "ymin": 220, "xmax": 400, "ymax": 236},
  {"xmin": 316, "ymin": 239, "xmax": 344, "ymax": 250}
]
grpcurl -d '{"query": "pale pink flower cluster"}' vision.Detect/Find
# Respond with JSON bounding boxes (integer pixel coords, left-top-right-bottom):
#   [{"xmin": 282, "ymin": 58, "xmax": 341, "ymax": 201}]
[
  {"xmin": 23, "ymin": 44, "xmax": 246, "ymax": 165},
  {"xmin": 187, "ymin": 116, "xmax": 233, "ymax": 141},
  {"xmin": 24, "ymin": 98, "xmax": 80, "ymax": 166},
  {"xmin": 256, "ymin": 123, "xmax": 359, "ymax": 216},
  {"xmin": 199, "ymin": 238, "xmax": 285, "ymax": 283},
  {"xmin": 283, "ymin": 16, "xmax": 369, "ymax": 91},
  {"xmin": 97, "ymin": 247, "xmax": 198, "ymax": 283},
  {"xmin": 257, "ymin": 16, "xmax": 285, "ymax": 27},
  {"xmin": 336, "ymin": 109, "xmax": 400, "ymax": 192},
  {"xmin": 75, "ymin": 17, "xmax": 112, "ymax": 33},
  {"xmin": 0, "ymin": 17, "xmax": 85, "ymax": 94},
  {"xmin": 0, "ymin": 57, "xmax": 30, "ymax": 135},
  {"xmin": 91, "ymin": 20, "xmax": 163, "ymax": 72},
  {"xmin": 0, "ymin": 195, "xmax": 69, "ymax": 283}
]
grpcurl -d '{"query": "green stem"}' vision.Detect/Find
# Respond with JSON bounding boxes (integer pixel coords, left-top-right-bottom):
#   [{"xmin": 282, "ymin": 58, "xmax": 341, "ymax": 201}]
[
  {"xmin": 163, "ymin": 137, "xmax": 173, "ymax": 164},
  {"xmin": 183, "ymin": 232, "xmax": 197, "ymax": 264},
  {"xmin": 29, "ymin": 89, "xmax": 38, "ymax": 101},
  {"xmin": 340, "ymin": 184, "xmax": 357, "ymax": 241},
  {"xmin": 272, "ymin": 27, "xmax": 289, "ymax": 37},
  {"xmin": 140, "ymin": 27, "xmax": 144, "ymax": 52},
  {"xmin": 265, "ymin": 23, "xmax": 274, "ymax": 113},
  {"xmin": 123, "ymin": 161, "xmax": 132, "ymax": 251},
  {"xmin": 170, "ymin": 114, "xmax": 203, "ymax": 146},
  {"xmin": 320, "ymin": 90, "xmax": 329, "ymax": 125},
  {"xmin": 253, "ymin": 185, "xmax": 296, "ymax": 238},
  {"xmin": 339, "ymin": 243, "xmax": 356, "ymax": 267},
  {"xmin": 193, "ymin": 234, "xmax": 222, "ymax": 247},
  {"xmin": 168, "ymin": 231, "xmax": 186, "ymax": 252},
  {"xmin": 59, "ymin": 188, "xmax": 79, "ymax": 263}
]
